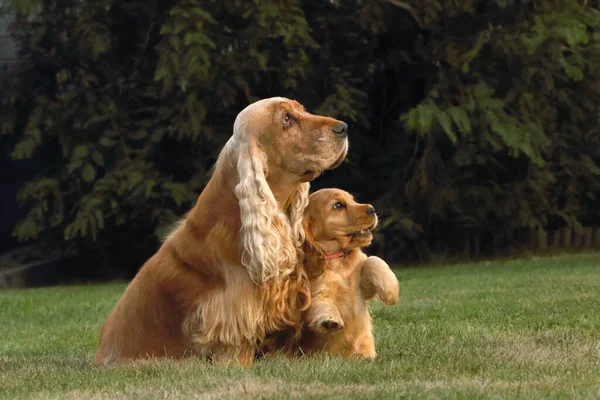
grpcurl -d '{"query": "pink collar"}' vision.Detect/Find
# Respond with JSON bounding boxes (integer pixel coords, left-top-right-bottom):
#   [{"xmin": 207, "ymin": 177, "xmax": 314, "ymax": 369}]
[{"xmin": 324, "ymin": 251, "xmax": 346, "ymax": 260}]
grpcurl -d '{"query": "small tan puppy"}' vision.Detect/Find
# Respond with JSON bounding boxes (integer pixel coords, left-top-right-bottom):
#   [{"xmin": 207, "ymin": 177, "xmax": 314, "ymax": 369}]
[{"xmin": 297, "ymin": 188, "xmax": 399, "ymax": 358}]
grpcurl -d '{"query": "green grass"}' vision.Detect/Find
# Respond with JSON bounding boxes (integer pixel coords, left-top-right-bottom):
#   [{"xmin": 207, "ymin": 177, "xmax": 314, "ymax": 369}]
[{"xmin": 1, "ymin": 253, "xmax": 600, "ymax": 399}]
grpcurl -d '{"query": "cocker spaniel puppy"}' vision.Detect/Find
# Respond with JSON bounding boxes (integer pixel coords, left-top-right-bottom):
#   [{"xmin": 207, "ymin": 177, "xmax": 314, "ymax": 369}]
[
  {"xmin": 95, "ymin": 98, "xmax": 348, "ymax": 366},
  {"xmin": 297, "ymin": 189, "xmax": 399, "ymax": 358}
]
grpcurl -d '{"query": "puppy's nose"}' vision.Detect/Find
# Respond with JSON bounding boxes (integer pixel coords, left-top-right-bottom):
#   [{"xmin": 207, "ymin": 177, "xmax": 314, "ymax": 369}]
[
  {"xmin": 366, "ymin": 206, "xmax": 376, "ymax": 215},
  {"xmin": 332, "ymin": 122, "xmax": 348, "ymax": 137}
]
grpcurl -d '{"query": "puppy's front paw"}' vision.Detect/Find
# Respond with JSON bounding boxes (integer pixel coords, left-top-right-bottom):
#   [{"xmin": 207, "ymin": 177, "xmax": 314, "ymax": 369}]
[
  {"xmin": 379, "ymin": 286, "xmax": 399, "ymax": 306},
  {"xmin": 361, "ymin": 256, "xmax": 399, "ymax": 305},
  {"xmin": 312, "ymin": 316, "xmax": 344, "ymax": 334}
]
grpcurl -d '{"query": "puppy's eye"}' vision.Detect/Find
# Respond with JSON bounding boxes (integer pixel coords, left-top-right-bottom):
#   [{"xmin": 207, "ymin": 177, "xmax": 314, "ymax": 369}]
[
  {"xmin": 283, "ymin": 113, "xmax": 293, "ymax": 125},
  {"xmin": 332, "ymin": 202, "xmax": 345, "ymax": 210}
]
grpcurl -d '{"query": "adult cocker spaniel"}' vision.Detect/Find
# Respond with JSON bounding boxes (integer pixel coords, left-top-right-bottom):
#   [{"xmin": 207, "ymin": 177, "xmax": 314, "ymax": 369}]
[
  {"xmin": 297, "ymin": 189, "xmax": 399, "ymax": 358},
  {"xmin": 95, "ymin": 98, "xmax": 349, "ymax": 366}
]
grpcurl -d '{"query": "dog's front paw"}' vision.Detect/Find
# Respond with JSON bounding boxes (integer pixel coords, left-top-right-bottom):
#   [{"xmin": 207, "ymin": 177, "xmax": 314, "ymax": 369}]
[{"xmin": 312, "ymin": 316, "xmax": 344, "ymax": 334}]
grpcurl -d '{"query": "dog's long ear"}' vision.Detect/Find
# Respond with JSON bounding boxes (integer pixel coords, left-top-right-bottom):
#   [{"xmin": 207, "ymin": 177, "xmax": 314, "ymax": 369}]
[
  {"xmin": 234, "ymin": 137, "xmax": 297, "ymax": 286},
  {"xmin": 286, "ymin": 182, "xmax": 310, "ymax": 252}
]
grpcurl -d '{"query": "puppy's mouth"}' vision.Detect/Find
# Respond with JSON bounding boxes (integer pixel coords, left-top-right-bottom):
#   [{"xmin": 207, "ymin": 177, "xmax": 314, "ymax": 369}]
[
  {"xmin": 351, "ymin": 229, "xmax": 372, "ymax": 238},
  {"xmin": 347, "ymin": 219, "xmax": 377, "ymax": 239},
  {"xmin": 347, "ymin": 227, "xmax": 374, "ymax": 239}
]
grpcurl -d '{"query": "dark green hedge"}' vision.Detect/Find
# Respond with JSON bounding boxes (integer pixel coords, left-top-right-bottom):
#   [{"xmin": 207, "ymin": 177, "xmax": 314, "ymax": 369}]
[{"xmin": 1, "ymin": 0, "xmax": 599, "ymax": 265}]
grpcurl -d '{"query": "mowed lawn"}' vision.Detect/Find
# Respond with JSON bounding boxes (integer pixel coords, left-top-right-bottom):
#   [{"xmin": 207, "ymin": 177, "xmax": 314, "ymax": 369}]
[{"xmin": 1, "ymin": 254, "xmax": 599, "ymax": 399}]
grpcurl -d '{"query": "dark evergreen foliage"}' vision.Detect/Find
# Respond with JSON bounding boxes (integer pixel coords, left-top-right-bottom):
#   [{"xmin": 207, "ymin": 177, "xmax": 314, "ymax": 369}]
[{"xmin": 1, "ymin": 0, "xmax": 599, "ymax": 268}]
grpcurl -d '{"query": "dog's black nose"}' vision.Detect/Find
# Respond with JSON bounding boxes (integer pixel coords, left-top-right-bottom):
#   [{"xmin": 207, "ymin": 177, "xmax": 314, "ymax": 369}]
[
  {"xmin": 366, "ymin": 206, "xmax": 376, "ymax": 215},
  {"xmin": 332, "ymin": 122, "xmax": 348, "ymax": 136}
]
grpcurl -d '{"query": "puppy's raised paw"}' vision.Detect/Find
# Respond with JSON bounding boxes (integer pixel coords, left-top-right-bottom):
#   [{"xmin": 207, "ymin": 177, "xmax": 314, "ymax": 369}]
[
  {"xmin": 361, "ymin": 256, "xmax": 399, "ymax": 305},
  {"xmin": 379, "ymin": 286, "xmax": 399, "ymax": 306}
]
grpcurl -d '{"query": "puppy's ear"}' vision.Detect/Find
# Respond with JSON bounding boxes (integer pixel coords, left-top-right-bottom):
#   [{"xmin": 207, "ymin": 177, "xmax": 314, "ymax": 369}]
[
  {"xmin": 302, "ymin": 214, "xmax": 316, "ymax": 248},
  {"xmin": 302, "ymin": 214, "xmax": 326, "ymax": 279}
]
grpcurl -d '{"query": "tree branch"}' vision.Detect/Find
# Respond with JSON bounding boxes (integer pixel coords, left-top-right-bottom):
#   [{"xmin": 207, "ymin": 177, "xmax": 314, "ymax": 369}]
[{"xmin": 386, "ymin": 0, "xmax": 423, "ymax": 28}]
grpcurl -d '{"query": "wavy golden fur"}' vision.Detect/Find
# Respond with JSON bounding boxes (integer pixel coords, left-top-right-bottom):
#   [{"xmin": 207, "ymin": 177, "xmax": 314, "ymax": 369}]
[
  {"xmin": 297, "ymin": 189, "xmax": 399, "ymax": 358},
  {"xmin": 95, "ymin": 98, "xmax": 349, "ymax": 365}
]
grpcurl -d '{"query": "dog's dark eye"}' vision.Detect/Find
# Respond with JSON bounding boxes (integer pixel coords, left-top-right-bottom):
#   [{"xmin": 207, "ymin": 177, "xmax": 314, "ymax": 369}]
[
  {"xmin": 332, "ymin": 202, "xmax": 345, "ymax": 210},
  {"xmin": 283, "ymin": 113, "xmax": 293, "ymax": 125}
]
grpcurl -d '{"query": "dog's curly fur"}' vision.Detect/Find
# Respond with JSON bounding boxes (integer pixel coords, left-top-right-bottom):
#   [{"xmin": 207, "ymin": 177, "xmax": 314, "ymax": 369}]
[
  {"xmin": 296, "ymin": 189, "xmax": 399, "ymax": 358},
  {"xmin": 95, "ymin": 98, "xmax": 348, "ymax": 366}
]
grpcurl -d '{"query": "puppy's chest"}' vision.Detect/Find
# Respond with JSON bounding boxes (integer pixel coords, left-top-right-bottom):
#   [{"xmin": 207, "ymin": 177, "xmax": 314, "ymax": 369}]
[
  {"xmin": 330, "ymin": 277, "xmax": 369, "ymax": 345},
  {"xmin": 317, "ymin": 266, "xmax": 367, "ymax": 320},
  {"xmin": 338, "ymin": 288, "xmax": 368, "ymax": 330}
]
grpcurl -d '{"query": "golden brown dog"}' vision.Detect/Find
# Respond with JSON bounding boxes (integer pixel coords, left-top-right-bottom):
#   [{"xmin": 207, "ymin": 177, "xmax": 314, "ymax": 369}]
[
  {"xmin": 95, "ymin": 98, "xmax": 348, "ymax": 366},
  {"xmin": 297, "ymin": 188, "xmax": 399, "ymax": 358}
]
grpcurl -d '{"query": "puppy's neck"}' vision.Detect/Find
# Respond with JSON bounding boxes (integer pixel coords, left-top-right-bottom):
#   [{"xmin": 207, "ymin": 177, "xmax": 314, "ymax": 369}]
[
  {"xmin": 324, "ymin": 250, "xmax": 347, "ymax": 260},
  {"xmin": 304, "ymin": 241, "xmax": 361, "ymax": 275}
]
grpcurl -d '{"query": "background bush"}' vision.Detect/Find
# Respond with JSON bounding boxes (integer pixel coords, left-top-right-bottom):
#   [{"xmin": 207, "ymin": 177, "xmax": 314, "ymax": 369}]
[{"xmin": 1, "ymin": 0, "xmax": 599, "ymax": 276}]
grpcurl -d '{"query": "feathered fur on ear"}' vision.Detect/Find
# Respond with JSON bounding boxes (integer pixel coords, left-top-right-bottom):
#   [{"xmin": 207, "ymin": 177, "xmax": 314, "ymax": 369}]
[
  {"xmin": 234, "ymin": 137, "xmax": 301, "ymax": 286},
  {"xmin": 302, "ymin": 215, "xmax": 326, "ymax": 279},
  {"xmin": 302, "ymin": 215, "xmax": 316, "ymax": 249},
  {"xmin": 286, "ymin": 182, "xmax": 310, "ymax": 256}
]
